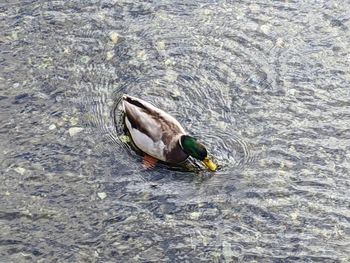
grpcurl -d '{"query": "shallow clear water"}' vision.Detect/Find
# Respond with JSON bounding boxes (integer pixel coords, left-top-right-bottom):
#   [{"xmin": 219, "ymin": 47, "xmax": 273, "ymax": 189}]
[{"xmin": 1, "ymin": 0, "xmax": 350, "ymax": 262}]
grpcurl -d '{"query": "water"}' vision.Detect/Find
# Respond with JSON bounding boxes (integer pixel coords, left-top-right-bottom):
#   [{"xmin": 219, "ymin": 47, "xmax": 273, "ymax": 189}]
[{"xmin": 1, "ymin": 0, "xmax": 349, "ymax": 262}]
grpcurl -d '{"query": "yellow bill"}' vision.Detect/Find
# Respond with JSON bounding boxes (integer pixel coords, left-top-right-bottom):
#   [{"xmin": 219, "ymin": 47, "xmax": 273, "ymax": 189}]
[{"xmin": 202, "ymin": 157, "xmax": 217, "ymax": 171}]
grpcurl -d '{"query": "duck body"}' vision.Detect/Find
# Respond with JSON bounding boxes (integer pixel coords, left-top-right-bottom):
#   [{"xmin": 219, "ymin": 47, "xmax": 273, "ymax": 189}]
[{"xmin": 122, "ymin": 95, "xmax": 189, "ymax": 163}]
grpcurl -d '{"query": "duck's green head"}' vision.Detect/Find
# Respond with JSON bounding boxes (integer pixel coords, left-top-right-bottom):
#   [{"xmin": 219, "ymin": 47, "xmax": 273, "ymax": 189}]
[{"xmin": 180, "ymin": 135, "xmax": 217, "ymax": 171}]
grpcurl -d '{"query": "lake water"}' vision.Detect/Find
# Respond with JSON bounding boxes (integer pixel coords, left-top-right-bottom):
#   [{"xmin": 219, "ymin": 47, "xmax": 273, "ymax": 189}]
[{"xmin": 1, "ymin": 0, "xmax": 349, "ymax": 262}]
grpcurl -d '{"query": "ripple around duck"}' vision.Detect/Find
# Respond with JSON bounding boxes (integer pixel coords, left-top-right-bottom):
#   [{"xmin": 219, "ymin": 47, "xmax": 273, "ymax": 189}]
[
  {"xmin": 72, "ymin": 66, "xmax": 136, "ymax": 167},
  {"xmin": 100, "ymin": 5, "xmax": 275, "ymax": 173},
  {"xmin": 63, "ymin": 0, "xmax": 346, "ymax": 186},
  {"xmin": 69, "ymin": 29, "xmax": 262, "ymax": 175}
]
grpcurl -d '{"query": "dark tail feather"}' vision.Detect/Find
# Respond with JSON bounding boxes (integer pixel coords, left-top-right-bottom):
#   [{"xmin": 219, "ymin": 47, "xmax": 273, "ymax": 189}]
[{"xmin": 122, "ymin": 95, "xmax": 147, "ymax": 110}]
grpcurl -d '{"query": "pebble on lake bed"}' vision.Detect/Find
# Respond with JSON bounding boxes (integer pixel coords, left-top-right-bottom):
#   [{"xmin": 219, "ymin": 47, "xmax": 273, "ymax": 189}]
[
  {"xmin": 157, "ymin": 41, "xmax": 165, "ymax": 50},
  {"xmin": 14, "ymin": 167, "xmax": 26, "ymax": 175},
  {"xmin": 68, "ymin": 127, "xmax": 84, "ymax": 137},
  {"xmin": 106, "ymin": 51, "xmax": 114, "ymax": 60},
  {"xmin": 165, "ymin": 70, "xmax": 178, "ymax": 82},
  {"xmin": 109, "ymin": 32, "xmax": 119, "ymax": 44},
  {"xmin": 49, "ymin": 124, "xmax": 57, "ymax": 130},
  {"xmin": 190, "ymin": 212, "xmax": 201, "ymax": 220},
  {"xmin": 137, "ymin": 50, "xmax": 147, "ymax": 61},
  {"xmin": 119, "ymin": 135, "xmax": 131, "ymax": 143},
  {"xmin": 69, "ymin": 117, "xmax": 79, "ymax": 126},
  {"xmin": 170, "ymin": 88, "xmax": 181, "ymax": 99},
  {"xmin": 260, "ymin": 24, "xmax": 271, "ymax": 34},
  {"xmin": 97, "ymin": 192, "xmax": 107, "ymax": 200}
]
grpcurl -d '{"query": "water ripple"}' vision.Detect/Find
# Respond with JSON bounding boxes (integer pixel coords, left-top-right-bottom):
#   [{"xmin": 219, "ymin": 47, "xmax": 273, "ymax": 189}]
[{"xmin": 1, "ymin": 0, "xmax": 350, "ymax": 262}]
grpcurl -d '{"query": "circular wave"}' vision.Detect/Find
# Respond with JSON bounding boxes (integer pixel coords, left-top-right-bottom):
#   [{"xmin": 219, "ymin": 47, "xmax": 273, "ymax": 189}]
[{"xmin": 65, "ymin": 0, "xmax": 288, "ymax": 175}]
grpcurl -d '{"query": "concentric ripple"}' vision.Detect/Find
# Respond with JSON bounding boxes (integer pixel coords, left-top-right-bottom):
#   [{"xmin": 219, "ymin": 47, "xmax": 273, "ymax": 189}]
[
  {"xmin": 70, "ymin": 1, "xmax": 265, "ymax": 174},
  {"xmin": 70, "ymin": 16, "xmax": 260, "ymax": 173}
]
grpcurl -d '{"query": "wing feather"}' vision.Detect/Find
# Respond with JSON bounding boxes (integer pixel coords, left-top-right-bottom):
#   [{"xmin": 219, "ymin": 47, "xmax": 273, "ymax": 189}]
[{"xmin": 122, "ymin": 95, "xmax": 187, "ymax": 162}]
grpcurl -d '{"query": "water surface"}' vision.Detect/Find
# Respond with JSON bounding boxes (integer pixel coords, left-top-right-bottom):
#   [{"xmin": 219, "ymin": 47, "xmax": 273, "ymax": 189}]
[{"xmin": 1, "ymin": 0, "xmax": 349, "ymax": 262}]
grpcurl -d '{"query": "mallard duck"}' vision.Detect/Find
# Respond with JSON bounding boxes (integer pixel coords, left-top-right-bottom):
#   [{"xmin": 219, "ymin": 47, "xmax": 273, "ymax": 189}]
[{"xmin": 122, "ymin": 95, "xmax": 217, "ymax": 171}]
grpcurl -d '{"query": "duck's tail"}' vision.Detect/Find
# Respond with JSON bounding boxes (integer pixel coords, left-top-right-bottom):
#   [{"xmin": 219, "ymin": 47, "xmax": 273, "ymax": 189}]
[{"xmin": 122, "ymin": 95, "xmax": 148, "ymax": 111}]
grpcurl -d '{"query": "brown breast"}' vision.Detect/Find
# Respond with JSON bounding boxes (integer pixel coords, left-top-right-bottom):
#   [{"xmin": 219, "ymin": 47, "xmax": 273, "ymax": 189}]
[{"xmin": 164, "ymin": 141, "xmax": 189, "ymax": 163}]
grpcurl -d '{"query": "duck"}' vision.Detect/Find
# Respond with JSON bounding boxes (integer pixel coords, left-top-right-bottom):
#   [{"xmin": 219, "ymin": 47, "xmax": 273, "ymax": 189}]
[{"xmin": 122, "ymin": 94, "xmax": 217, "ymax": 171}]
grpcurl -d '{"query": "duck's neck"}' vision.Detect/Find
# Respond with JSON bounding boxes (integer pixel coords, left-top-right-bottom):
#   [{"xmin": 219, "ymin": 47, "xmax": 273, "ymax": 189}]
[
  {"xmin": 179, "ymin": 135, "xmax": 198, "ymax": 156},
  {"xmin": 178, "ymin": 134, "xmax": 185, "ymax": 150}
]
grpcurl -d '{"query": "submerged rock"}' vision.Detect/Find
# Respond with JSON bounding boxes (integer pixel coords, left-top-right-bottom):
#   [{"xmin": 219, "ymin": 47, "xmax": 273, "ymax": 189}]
[
  {"xmin": 190, "ymin": 212, "xmax": 201, "ymax": 220},
  {"xmin": 49, "ymin": 124, "xmax": 57, "ymax": 130},
  {"xmin": 109, "ymin": 31, "xmax": 119, "ymax": 44},
  {"xmin": 68, "ymin": 127, "xmax": 84, "ymax": 136},
  {"xmin": 97, "ymin": 192, "xmax": 107, "ymax": 200},
  {"xmin": 14, "ymin": 167, "xmax": 26, "ymax": 175},
  {"xmin": 119, "ymin": 135, "xmax": 131, "ymax": 143}
]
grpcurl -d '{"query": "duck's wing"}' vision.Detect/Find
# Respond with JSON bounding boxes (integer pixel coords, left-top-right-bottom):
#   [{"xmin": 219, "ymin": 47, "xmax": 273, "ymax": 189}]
[
  {"xmin": 123, "ymin": 95, "xmax": 163, "ymax": 141},
  {"xmin": 122, "ymin": 95, "xmax": 185, "ymax": 161}
]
